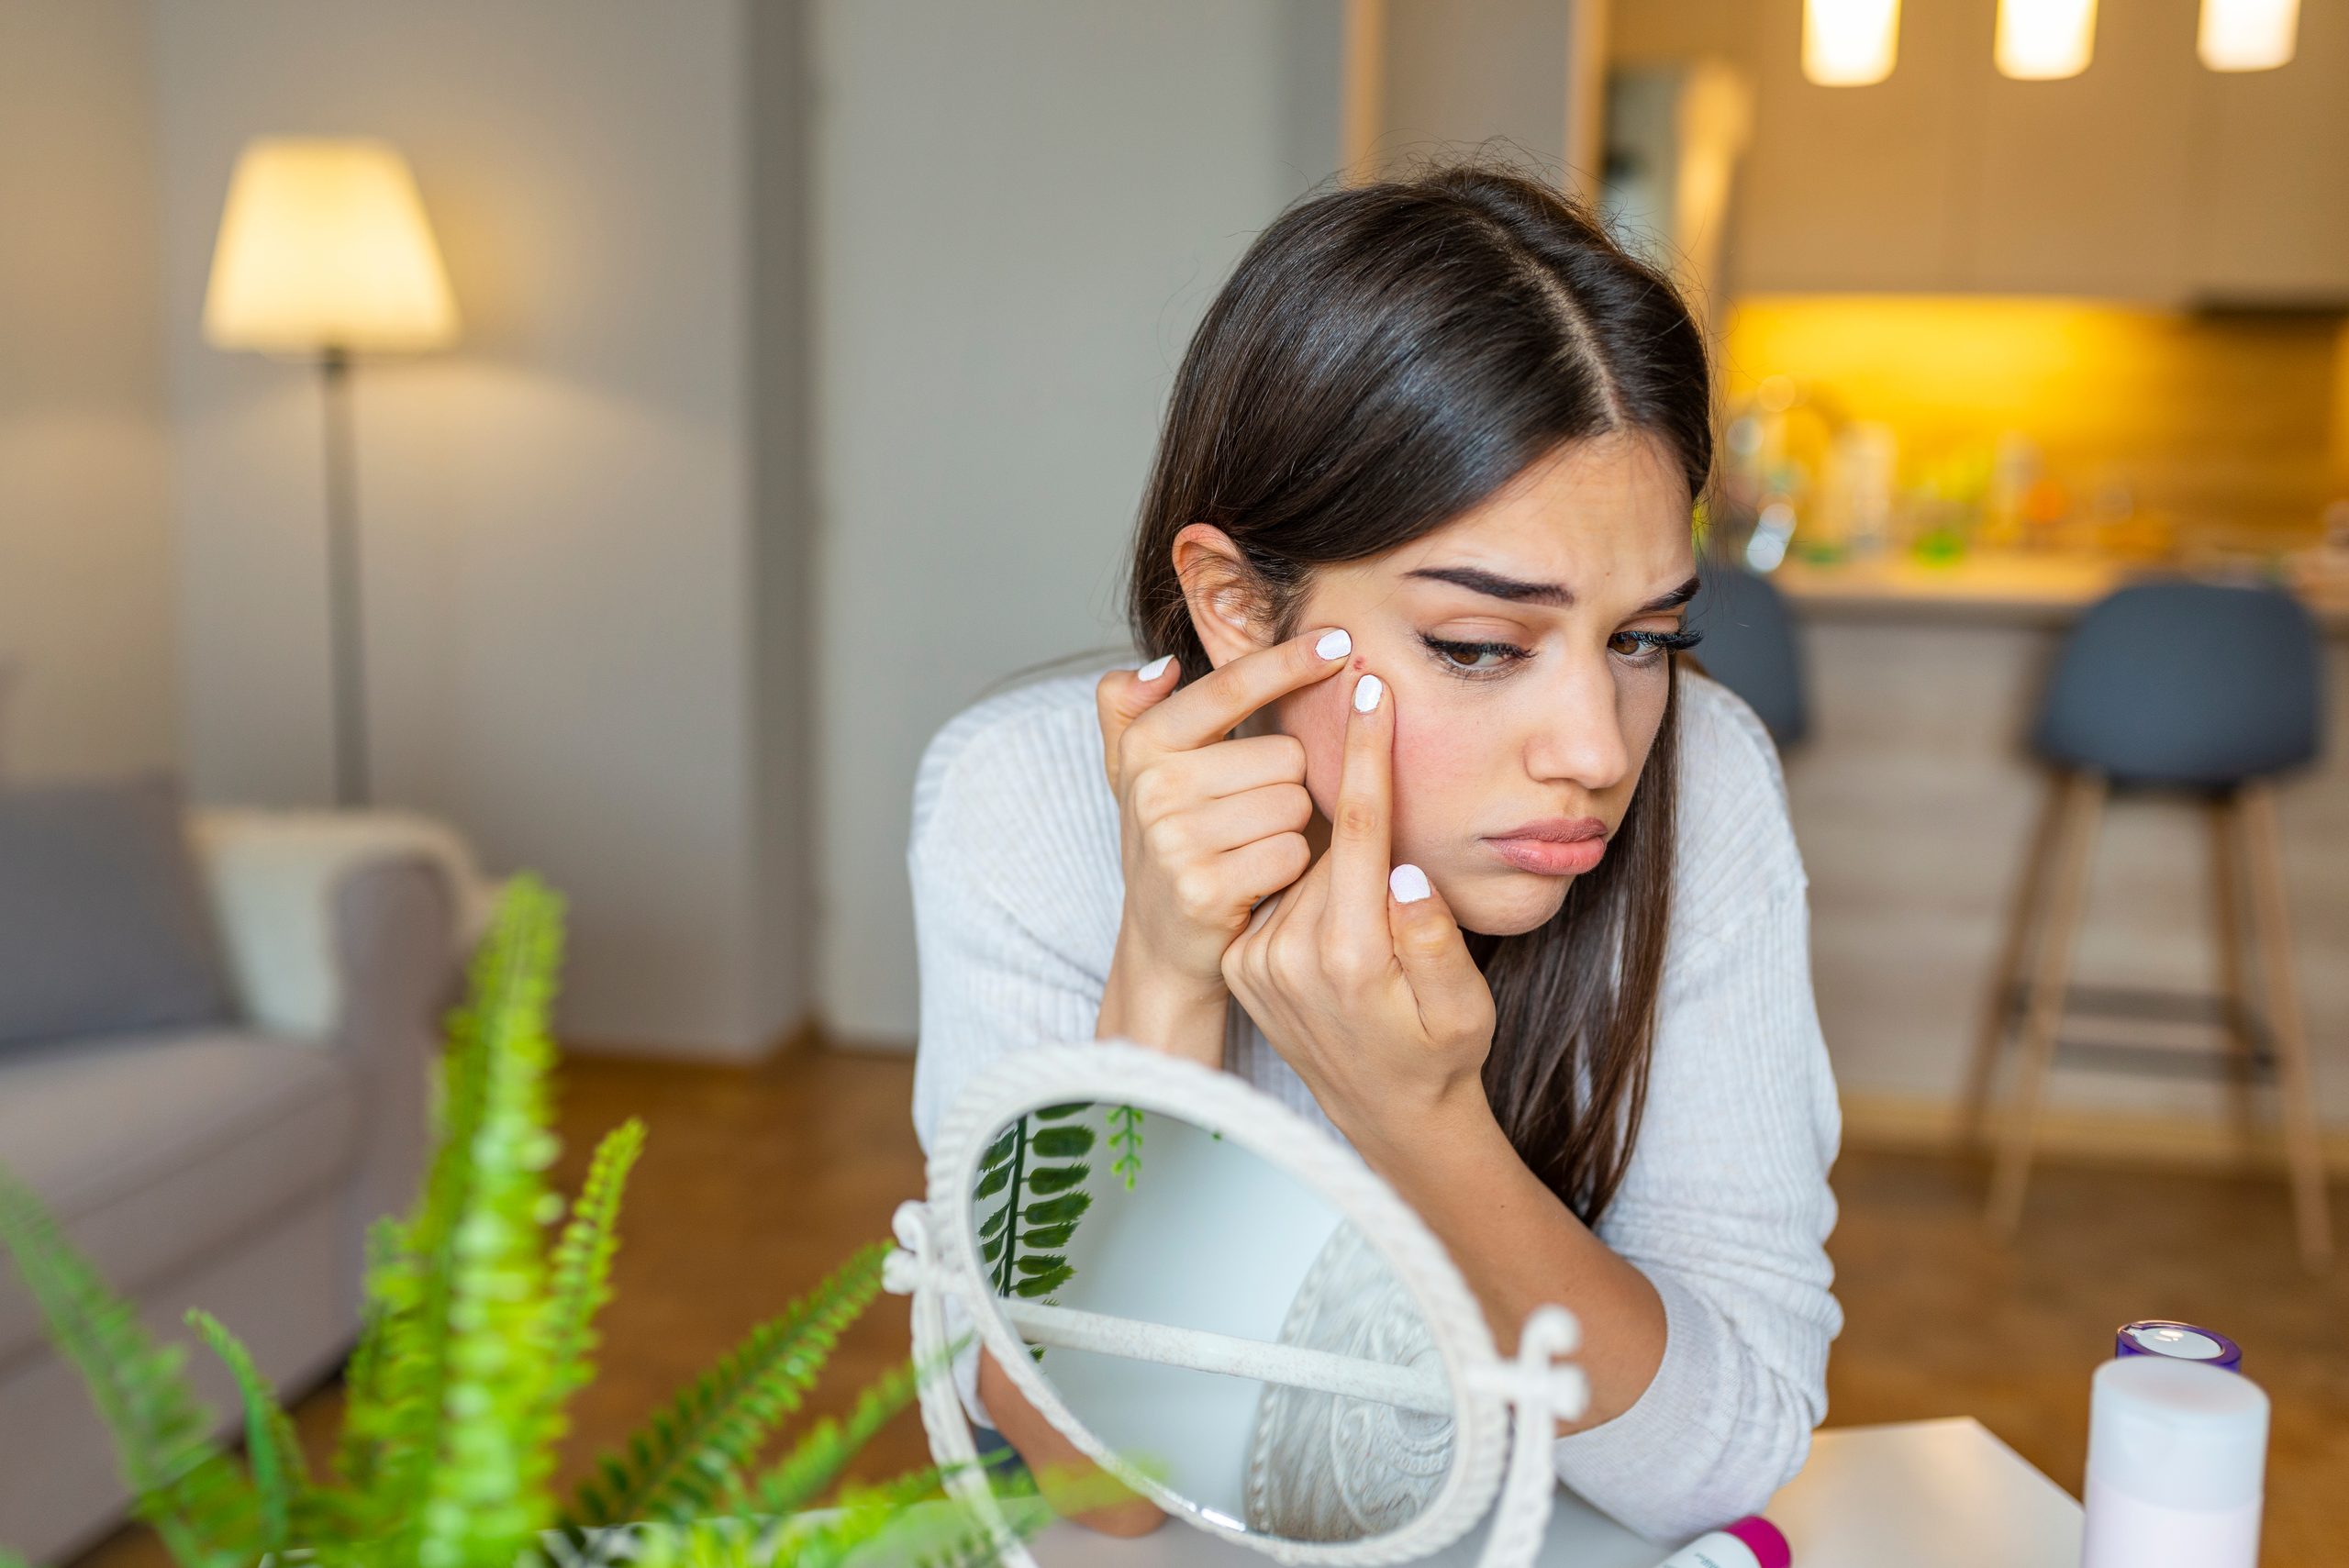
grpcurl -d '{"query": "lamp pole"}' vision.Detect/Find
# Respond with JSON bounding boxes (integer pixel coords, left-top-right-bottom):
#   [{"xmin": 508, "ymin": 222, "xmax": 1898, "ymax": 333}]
[{"xmin": 319, "ymin": 345, "xmax": 370, "ymax": 808}]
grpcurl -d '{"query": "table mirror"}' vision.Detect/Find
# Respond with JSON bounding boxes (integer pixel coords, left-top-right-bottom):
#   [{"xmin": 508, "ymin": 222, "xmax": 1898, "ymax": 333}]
[{"xmin": 885, "ymin": 1040, "xmax": 1592, "ymax": 1568}]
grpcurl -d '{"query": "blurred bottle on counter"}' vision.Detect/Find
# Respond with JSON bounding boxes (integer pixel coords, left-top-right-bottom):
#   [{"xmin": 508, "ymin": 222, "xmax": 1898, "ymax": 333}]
[
  {"xmin": 1816, "ymin": 421, "xmax": 1898, "ymax": 561},
  {"xmin": 1979, "ymin": 429, "xmax": 2038, "ymax": 550}
]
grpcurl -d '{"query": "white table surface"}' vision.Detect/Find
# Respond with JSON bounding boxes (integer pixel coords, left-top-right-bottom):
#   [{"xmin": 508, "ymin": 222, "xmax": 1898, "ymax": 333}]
[{"xmin": 1027, "ymin": 1418, "xmax": 2085, "ymax": 1568}]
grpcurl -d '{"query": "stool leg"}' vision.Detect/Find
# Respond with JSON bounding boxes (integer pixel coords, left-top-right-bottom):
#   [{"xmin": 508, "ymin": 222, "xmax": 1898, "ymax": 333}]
[
  {"xmin": 2238, "ymin": 783, "xmax": 2334, "ymax": 1273},
  {"xmin": 1988, "ymin": 772, "xmax": 2105, "ymax": 1240},
  {"xmin": 2207, "ymin": 796, "xmax": 2259, "ymax": 1152},
  {"xmin": 1963, "ymin": 774, "xmax": 2066, "ymax": 1148}
]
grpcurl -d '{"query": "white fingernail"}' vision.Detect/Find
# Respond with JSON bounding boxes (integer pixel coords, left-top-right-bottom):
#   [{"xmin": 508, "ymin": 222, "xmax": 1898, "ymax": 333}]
[
  {"xmin": 1316, "ymin": 628, "xmax": 1351, "ymax": 660},
  {"xmin": 1353, "ymin": 673, "xmax": 1383, "ymax": 713},
  {"xmin": 1390, "ymin": 864, "xmax": 1431, "ymax": 903},
  {"xmin": 1136, "ymin": 654, "xmax": 1174, "ymax": 681}
]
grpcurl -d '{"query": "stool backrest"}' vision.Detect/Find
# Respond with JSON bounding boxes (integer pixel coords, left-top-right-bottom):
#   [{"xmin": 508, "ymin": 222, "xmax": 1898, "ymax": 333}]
[
  {"xmin": 2032, "ymin": 580, "xmax": 2323, "ymax": 788},
  {"xmin": 1688, "ymin": 564, "xmax": 1809, "ymax": 746}
]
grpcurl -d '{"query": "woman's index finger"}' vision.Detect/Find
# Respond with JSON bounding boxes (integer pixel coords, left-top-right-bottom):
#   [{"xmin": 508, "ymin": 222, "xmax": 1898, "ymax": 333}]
[
  {"xmin": 1143, "ymin": 628, "xmax": 1354, "ymax": 751},
  {"xmin": 1327, "ymin": 670, "xmax": 1395, "ymax": 937}
]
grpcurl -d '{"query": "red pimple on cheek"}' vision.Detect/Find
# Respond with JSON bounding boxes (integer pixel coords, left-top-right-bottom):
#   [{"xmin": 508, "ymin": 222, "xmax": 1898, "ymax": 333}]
[{"xmin": 1352, "ymin": 655, "xmax": 1366, "ymax": 672}]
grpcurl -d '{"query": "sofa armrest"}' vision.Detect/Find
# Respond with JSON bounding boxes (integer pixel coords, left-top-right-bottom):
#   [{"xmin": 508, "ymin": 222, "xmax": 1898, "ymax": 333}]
[
  {"xmin": 330, "ymin": 856, "xmax": 465, "ymax": 1266},
  {"xmin": 187, "ymin": 808, "xmax": 495, "ymax": 1039}
]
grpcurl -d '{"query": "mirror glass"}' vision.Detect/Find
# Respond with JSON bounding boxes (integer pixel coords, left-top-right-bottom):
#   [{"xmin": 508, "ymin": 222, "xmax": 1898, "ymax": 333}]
[{"xmin": 964, "ymin": 1099, "xmax": 1461, "ymax": 1544}]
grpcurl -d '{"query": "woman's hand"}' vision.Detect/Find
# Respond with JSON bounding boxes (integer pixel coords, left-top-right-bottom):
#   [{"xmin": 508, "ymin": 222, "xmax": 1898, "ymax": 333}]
[
  {"xmin": 1091, "ymin": 629, "xmax": 1355, "ymax": 1063},
  {"xmin": 1219, "ymin": 670, "xmax": 1498, "ymax": 1157}
]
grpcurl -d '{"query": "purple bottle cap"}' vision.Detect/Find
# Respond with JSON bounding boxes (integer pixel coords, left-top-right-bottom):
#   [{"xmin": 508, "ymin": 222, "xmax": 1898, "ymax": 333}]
[
  {"xmin": 1720, "ymin": 1515, "xmax": 1790, "ymax": 1568},
  {"xmin": 2115, "ymin": 1319, "xmax": 2243, "ymax": 1372}
]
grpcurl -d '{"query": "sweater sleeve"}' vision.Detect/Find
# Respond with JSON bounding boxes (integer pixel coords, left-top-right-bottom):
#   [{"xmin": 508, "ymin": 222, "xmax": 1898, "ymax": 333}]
[
  {"xmin": 907, "ymin": 742, "xmax": 1113, "ymax": 1160},
  {"xmin": 1545, "ymin": 866, "xmax": 1843, "ymax": 1539},
  {"xmin": 906, "ymin": 714, "xmax": 1117, "ymax": 1429}
]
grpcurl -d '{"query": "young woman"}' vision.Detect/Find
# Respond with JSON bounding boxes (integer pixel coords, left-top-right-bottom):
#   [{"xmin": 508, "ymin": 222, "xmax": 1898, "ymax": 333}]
[{"xmin": 907, "ymin": 165, "xmax": 1842, "ymax": 1545}]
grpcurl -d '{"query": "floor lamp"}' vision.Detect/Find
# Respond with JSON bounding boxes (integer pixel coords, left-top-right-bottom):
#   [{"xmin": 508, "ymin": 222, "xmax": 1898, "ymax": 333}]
[{"xmin": 201, "ymin": 138, "xmax": 460, "ymax": 808}]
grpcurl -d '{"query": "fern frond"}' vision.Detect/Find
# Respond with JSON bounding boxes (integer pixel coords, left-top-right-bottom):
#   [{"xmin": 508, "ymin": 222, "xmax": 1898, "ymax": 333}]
[
  {"xmin": 546, "ymin": 1118, "xmax": 646, "ymax": 1403},
  {"xmin": 562, "ymin": 1241, "xmax": 889, "ymax": 1533},
  {"xmin": 330, "ymin": 1214, "xmax": 406, "ymax": 1494},
  {"xmin": 186, "ymin": 1309, "xmax": 307, "ymax": 1551},
  {"xmin": 755, "ymin": 1466, "xmax": 953, "ymax": 1568},
  {"xmin": 337, "ymin": 874, "xmax": 569, "ymax": 1564},
  {"xmin": 0, "ymin": 1166, "xmax": 260, "ymax": 1568},
  {"xmin": 750, "ymin": 1358, "xmax": 918, "ymax": 1518},
  {"xmin": 413, "ymin": 873, "xmax": 568, "ymax": 1568},
  {"xmin": 1107, "ymin": 1104, "xmax": 1143, "ymax": 1190}
]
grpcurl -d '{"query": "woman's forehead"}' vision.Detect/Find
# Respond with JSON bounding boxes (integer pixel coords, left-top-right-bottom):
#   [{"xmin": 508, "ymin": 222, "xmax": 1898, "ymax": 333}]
[{"xmin": 1379, "ymin": 447, "xmax": 1693, "ymax": 591}]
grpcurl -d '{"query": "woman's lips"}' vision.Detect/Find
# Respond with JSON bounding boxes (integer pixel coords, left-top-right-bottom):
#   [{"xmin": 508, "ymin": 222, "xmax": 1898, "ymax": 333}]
[{"xmin": 1481, "ymin": 817, "xmax": 1608, "ymax": 876}]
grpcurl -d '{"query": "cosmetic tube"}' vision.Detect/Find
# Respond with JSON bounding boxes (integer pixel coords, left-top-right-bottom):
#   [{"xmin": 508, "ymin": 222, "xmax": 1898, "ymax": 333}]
[
  {"xmin": 2081, "ymin": 1356, "xmax": 2267, "ymax": 1568},
  {"xmin": 1649, "ymin": 1516, "xmax": 1789, "ymax": 1568}
]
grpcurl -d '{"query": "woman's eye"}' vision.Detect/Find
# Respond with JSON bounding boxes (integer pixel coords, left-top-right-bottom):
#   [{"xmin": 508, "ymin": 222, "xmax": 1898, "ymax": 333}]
[
  {"xmin": 1609, "ymin": 628, "xmax": 1702, "ymax": 665},
  {"xmin": 1419, "ymin": 635, "xmax": 1529, "ymax": 675}
]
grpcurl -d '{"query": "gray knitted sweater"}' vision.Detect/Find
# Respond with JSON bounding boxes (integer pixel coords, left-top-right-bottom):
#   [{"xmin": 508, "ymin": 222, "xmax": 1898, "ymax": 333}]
[{"xmin": 907, "ymin": 665, "xmax": 1842, "ymax": 1541}]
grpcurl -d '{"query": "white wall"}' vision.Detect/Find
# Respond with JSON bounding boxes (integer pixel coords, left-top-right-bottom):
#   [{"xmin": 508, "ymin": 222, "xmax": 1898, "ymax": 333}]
[
  {"xmin": 149, "ymin": 0, "xmax": 803, "ymax": 1056},
  {"xmin": 0, "ymin": 0, "xmax": 178, "ymax": 783},
  {"xmin": 810, "ymin": 0, "xmax": 1342, "ymax": 1045},
  {"xmin": 1378, "ymin": 0, "xmax": 1575, "ymax": 175}
]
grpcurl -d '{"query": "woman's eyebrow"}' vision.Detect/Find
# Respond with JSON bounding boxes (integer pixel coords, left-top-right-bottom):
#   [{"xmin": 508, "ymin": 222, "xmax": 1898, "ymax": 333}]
[
  {"xmin": 1401, "ymin": 566, "xmax": 1703, "ymax": 614},
  {"xmin": 1402, "ymin": 564, "xmax": 1571, "ymax": 605}
]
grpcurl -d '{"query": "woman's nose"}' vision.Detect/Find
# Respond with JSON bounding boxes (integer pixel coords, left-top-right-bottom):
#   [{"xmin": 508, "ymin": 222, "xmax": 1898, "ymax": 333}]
[{"xmin": 1526, "ymin": 664, "xmax": 1631, "ymax": 791}]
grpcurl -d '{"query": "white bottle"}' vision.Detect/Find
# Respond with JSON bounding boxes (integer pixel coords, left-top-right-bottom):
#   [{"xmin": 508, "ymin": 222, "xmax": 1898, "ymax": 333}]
[{"xmin": 2081, "ymin": 1355, "xmax": 2268, "ymax": 1568}]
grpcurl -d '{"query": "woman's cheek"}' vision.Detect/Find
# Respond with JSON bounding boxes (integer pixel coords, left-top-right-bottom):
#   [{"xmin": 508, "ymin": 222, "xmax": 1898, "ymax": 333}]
[
  {"xmin": 1272, "ymin": 682, "xmax": 1351, "ymax": 819},
  {"xmin": 1389, "ymin": 696, "xmax": 1479, "ymax": 867}
]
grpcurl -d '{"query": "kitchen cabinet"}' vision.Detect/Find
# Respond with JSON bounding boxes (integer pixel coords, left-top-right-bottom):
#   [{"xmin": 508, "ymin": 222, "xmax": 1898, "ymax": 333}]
[
  {"xmin": 1959, "ymin": 0, "xmax": 2201, "ymax": 299},
  {"xmin": 2188, "ymin": 0, "xmax": 2349, "ymax": 304},
  {"xmin": 1610, "ymin": 0, "xmax": 2349, "ymax": 303}
]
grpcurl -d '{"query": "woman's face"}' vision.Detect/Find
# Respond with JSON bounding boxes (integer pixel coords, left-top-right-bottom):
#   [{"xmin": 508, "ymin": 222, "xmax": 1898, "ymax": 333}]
[{"xmin": 1185, "ymin": 430, "xmax": 1698, "ymax": 938}]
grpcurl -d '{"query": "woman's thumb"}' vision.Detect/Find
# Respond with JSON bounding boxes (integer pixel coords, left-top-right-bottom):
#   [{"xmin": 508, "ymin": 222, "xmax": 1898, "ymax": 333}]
[
  {"xmin": 1386, "ymin": 863, "xmax": 1491, "ymax": 1040},
  {"xmin": 1095, "ymin": 653, "xmax": 1180, "ymax": 788}
]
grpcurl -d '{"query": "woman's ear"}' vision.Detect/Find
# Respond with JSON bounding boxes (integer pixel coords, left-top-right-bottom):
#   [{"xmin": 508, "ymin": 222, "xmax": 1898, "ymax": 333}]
[{"xmin": 1171, "ymin": 523, "xmax": 1275, "ymax": 671}]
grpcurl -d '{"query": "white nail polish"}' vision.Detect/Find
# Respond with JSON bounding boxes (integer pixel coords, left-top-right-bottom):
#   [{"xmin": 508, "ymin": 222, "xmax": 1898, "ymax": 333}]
[
  {"xmin": 1136, "ymin": 654, "xmax": 1174, "ymax": 681},
  {"xmin": 1353, "ymin": 673, "xmax": 1383, "ymax": 713},
  {"xmin": 1316, "ymin": 628, "xmax": 1352, "ymax": 660},
  {"xmin": 1390, "ymin": 864, "xmax": 1431, "ymax": 903}
]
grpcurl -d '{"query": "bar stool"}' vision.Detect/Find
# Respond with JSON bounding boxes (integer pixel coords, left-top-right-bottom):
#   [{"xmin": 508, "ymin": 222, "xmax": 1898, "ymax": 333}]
[
  {"xmin": 1966, "ymin": 580, "xmax": 2333, "ymax": 1270},
  {"xmin": 1688, "ymin": 563, "xmax": 1809, "ymax": 747}
]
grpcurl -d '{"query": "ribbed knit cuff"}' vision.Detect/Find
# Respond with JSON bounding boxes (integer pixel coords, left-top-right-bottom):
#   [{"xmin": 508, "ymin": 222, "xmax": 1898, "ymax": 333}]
[{"xmin": 1548, "ymin": 1265, "xmax": 1733, "ymax": 1542}]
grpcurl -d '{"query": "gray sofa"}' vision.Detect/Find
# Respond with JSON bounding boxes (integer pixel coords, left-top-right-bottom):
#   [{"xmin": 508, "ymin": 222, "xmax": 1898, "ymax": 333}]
[{"xmin": 0, "ymin": 806, "xmax": 474, "ymax": 1564}]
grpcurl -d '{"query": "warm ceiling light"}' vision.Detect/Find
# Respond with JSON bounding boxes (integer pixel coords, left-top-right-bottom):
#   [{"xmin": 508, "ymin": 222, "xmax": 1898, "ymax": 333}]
[
  {"xmin": 1803, "ymin": 0, "xmax": 1902, "ymax": 86},
  {"xmin": 2199, "ymin": 0, "xmax": 2299, "ymax": 70},
  {"xmin": 1996, "ymin": 0, "xmax": 2099, "ymax": 80},
  {"xmin": 203, "ymin": 138, "xmax": 459, "ymax": 353}
]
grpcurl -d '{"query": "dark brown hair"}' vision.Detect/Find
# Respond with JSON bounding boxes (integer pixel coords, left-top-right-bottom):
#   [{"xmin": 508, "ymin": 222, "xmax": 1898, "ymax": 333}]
[{"xmin": 1122, "ymin": 165, "xmax": 1711, "ymax": 1225}]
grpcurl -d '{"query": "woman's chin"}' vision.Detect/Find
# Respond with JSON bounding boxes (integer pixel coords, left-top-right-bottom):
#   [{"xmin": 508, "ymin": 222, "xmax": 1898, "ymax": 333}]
[{"xmin": 1452, "ymin": 873, "xmax": 1573, "ymax": 938}]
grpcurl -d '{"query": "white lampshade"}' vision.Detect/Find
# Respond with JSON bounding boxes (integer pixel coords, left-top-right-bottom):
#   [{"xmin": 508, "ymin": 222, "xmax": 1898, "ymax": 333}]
[
  {"xmin": 1803, "ymin": 0, "xmax": 1902, "ymax": 86},
  {"xmin": 1996, "ymin": 0, "xmax": 2099, "ymax": 80},
  {"xmin": 203, "ymin": 138, "xmax": 459, "ymax": 354},
  {"xmin": 2199, "ymin": 0, "xmax": 2299, "ymax": 71}
]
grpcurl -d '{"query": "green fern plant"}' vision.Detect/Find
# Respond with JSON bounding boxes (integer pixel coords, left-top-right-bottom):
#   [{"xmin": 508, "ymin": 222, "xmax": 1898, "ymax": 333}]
[
  {"xmin": 973, "ymin": 1103, "xmax": 1095, "ymax": 1305},
  {"xmin": 0, "ymin": 874, "xmax": 1003, "ymax": 1568},
  {"xmin": 1105, "ymin": 1105, "xmax": 1143, "ymax": 1190}
]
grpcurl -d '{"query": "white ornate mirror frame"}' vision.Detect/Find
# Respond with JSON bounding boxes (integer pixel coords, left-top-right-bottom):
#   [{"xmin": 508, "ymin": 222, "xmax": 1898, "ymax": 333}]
[{"xmin": 883, "ymin": 1040, "xmax": 1591, "ymax": 1568}]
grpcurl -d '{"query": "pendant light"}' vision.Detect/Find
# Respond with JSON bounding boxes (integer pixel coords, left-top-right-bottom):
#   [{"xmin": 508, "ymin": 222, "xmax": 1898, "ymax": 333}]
[
  {"xmin": 1995, "ymin": 0, "xmax": 2099, "ymax": 80},
  {"xmin": 2199, "ymin": 0, "xmax": 2299, "ymax": 71},
  {"xmin": 1802, "ymin": 0, "xmax": 1901, "ymax": 86}
]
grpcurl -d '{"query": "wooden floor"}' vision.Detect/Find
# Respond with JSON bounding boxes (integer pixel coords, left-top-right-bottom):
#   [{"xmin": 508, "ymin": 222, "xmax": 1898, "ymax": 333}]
[{"xmin": 74, "ymin": 1048, "xmax": 2347, "ymax": 1567}]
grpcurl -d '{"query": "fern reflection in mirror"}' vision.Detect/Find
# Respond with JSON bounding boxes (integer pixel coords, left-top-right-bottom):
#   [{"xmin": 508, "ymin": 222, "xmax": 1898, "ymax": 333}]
[{"xmin": 963, "ymin": 1101, "xmax": 1458, "ymax": 1545}]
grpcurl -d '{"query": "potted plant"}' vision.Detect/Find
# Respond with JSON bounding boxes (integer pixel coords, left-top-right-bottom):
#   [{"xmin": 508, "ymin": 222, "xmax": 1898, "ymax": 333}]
[{"xmin": 0, "ymin": 875, "xmax": 1029, "ymax": 1568}]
